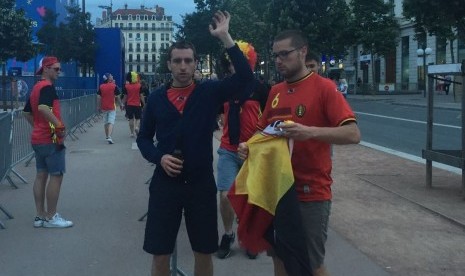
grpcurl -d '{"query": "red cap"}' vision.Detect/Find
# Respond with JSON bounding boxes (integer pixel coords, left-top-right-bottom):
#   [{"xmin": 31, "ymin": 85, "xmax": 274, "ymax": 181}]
[{"xmin": 36, "ymin": 56, "xmax": 59, "ymax": 75}]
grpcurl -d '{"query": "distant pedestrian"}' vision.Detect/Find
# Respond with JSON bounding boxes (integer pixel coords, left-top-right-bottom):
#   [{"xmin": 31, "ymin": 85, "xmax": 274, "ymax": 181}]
[
  {"xmin": 194, "ymin": 69, "xmax": 204, "ymax": 82},
  {"xmin": 23, "ymin": 56, "xmax": 73, "ymax": 228},
  {"xmin": 122, "ymin": 72, "xmax": 145, "ymax": 137},
  {"xmin": 444, "ymin": 75, "xmax": 452, "ymax": 95},
  {"xmin": 97, "ymin": 73, "xmax": 121, "ymax": 144},
  {"xmin": 305, "ymin": 50, "xmax": 321, "ymax": 74},
  {"xmin": 338, "ymin": 77, "xmax": 348, "ymax": 98},
  {"xmin": 137, "ymin": 11, "xmax": 254, "ymax": 276}
]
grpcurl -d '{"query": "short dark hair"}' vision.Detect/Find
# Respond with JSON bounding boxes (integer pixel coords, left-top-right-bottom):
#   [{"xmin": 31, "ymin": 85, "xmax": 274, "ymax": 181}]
[
  {"xmin": 306, "ymin": 50, "xmax": 321, "ymax": 63},
  {"xmin": 167, "ymin": 41, "xmax": 198, "ymax": 61},
  {"xmin": 274, "ymin": 30, "xmax": 308, "ymax": 48}
]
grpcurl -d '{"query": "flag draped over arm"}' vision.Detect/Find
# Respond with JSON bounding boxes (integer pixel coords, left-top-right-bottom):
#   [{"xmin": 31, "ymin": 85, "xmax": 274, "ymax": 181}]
[{"xmin": 228, "ymin": 133, "xmax": 294, "ymax": 252}]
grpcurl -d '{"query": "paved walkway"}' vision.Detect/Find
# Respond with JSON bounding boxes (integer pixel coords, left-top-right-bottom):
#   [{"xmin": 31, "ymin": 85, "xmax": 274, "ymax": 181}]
[{"xmin": 1, "ymin": 101, "xmax": 465, "ymax": 275}]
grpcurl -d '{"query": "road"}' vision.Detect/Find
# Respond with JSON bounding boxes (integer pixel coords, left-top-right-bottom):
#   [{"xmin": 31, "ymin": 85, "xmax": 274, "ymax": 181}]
[{"xmin": 348, "ymin": 98, "xmax": 462, "ymax": 158}]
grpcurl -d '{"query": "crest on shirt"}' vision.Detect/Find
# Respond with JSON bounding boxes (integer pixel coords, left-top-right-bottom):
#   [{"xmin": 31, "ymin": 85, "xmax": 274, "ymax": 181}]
[{"xmin": 295, "ymin": 104, "xmax": 306, "ymax": 117}]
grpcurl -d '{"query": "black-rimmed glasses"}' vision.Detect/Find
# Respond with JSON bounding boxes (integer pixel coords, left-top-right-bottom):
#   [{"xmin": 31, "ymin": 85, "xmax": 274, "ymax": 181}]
[{"xmin": 271, "ymin": 47, "xmax": 302, "ymax": 59}]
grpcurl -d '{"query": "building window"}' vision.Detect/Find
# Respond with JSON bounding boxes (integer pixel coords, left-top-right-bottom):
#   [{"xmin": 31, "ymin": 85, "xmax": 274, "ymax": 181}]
[
  {"xmin": 166, "ymin": 33, "xmax": 170, "ymax": 41},
  {"xmin": 161, "ymin": 33, "xmax": 165, "ymax": 41},
  {"xmin": 129, "ymin": 33, "xmax": 133, "ymax": 38},
  {"xmin": 144, "ymin": 23, "xmax": 148, "ymax": 30},
  {"xmin": 136, "ymin": 15, "xmax": 140, "ymax": 20},
  {"xmin": 152, "ymin": 23, "xmax": 155, "ymax": 30},
  {"xmin": 144, "ymin": 15, "xmax": 148, "ymax": 20},
  {"xmin": 129, "ymin": 64, "xmax": 133, "ymax": 71},
  {"xmin": 152, "ymin": 54, "xmax": 156, "ymax": 62},
  {"xmin": 144, "ymin": 43, "xmax": 148, "ymax": 51},
  {"xmin": 144, "ymin": 34, "xmax": 148, "ymax": 41},
  {"xmin": 128, "ymin": 23, "xmax": 132, "ymax": 30},
  {"xmin": 137, "ymin": 54, "xmax": 140, "ymax": 62},
  {"xmin": 129, "ymin": 54, "xmax": 133, "ymax": 62},
  {"xmin": 145, "ymin": 64, "xmax": 149, "ymax": 72},
  {"xmin": 152, "ymin": 64, "xmax": 156, "ymax": 72},
  {"xmin": 152, "ymin": 33, "xmax": 156, "ymax": 41},
  {"xmin": 128, "ymin": 15, "xmax": 132, "ymax": 20},
  {"xmin": 117, "ymin": 14, "xmax": 121, "ymax": 20},
  {"xmin": 137, "ymin": 65, "xmax": 140, "ymax": 72},
  {"xmin": 144, "ymin": 54, "xmax": 148, "ymax": 62},
  {"xmin": 136, "ymin": 43, "xmax": 141, "ymax": 52},
  {"xmin": 128, "ymin": 43, "xmax": 133, "ymax": 52},
  {"xmin": 401, "ymin": 36, "xmax": 410, "ymax": 88},
  {"xmin": 136, "ymin": 23, "xmax": 140, "ymax": 30},
  {"xmin": 161, "ymin": 23, "xmax": 165, "ymax": 28}
]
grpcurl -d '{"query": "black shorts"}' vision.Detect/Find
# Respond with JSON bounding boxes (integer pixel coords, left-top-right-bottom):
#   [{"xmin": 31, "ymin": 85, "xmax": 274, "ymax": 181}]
[
  {"xmin": 143, "ymin": 169, "xmax": 218, "ymax": 255},
  {"xmin": 125, "ymin": 105, "xmax": 141, "ymax": 119}
]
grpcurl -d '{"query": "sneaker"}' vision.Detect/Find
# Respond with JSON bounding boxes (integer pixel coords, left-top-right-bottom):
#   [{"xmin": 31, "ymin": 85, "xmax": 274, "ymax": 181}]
[
  {"xmin": 106, "ymin": 137, "xmax": 114, "ymax": 144},
  {"xmin": 246, "ymin": 250, "xmax": 258, "ymax": 259},
  {"xmin": 43, "ymin": 213, "xmax": 73, "ymax": 228},
  {"xmin": 33, "ymin": 216, "xmax": 45, "ymax": 228},
  {"xmin": 217, "ymin": 233, "xmax": 235, "ymax": 259}
]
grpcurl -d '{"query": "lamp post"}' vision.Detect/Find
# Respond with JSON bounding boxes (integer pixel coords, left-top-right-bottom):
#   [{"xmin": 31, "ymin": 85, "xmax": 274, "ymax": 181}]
[{"xmin": 417, "ymin": 47, "xmax": 432, "ymax": 97}]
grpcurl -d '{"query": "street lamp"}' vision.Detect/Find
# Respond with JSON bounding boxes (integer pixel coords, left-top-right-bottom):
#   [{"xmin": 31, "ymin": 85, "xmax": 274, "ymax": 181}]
[
  {"xmin": 417, "ymin": 47, "xmax": 432, "ymax": 97},
  {"xmin": 98, "ymin": 0, "xmax": 113, "ymax": 27}
]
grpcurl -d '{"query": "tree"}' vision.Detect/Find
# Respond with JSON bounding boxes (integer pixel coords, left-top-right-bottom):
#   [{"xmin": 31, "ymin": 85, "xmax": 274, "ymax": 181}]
[
  {"xmin": 178, "ymin": 0, "xmax": 261, "ymax": 74},
  {"xmin": 266, "ymin": 0, "xmax": 354, "ymax": 58},
  {"xmin": 36, "ymin": 9, "xmax": 59, "ymax": 55},
  {"xmin": 350, "ymin": 0, "xmax": 400, "ymax": 83},
  {"xmin": 403, "ymin": 0, "xmax": 465, "ymax": 63},
  {"xmin": 0, "ymin": 0, "xmax": 35, "ymax": 109},
  {"xmin": 36, "ymin": 5, "xmax": 96, "ymax": 76}
]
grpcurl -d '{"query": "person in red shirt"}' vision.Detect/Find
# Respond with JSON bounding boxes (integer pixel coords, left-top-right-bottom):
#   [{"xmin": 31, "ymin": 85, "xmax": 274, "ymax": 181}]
[
  {"xmin": 97, "ymin": 73, "xmax": 121, "ymax": 144},
  {"xmin": 23, "ymin": 56, "xmax": 73, "ymax": 229},
  {"xmin": 216, "ymin": 41, "xmax": 269, "ymax": 259},
  {"xmin": 238, "ymin": 30, "xmax": 361, "ymax": 276},
  {"xmin": 122, "ymin": 72, "xmax": 145, "ymax": 137}
]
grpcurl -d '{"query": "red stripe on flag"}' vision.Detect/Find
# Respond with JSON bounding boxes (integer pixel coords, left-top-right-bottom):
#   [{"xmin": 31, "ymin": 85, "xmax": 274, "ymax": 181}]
[{"xmin": 228, "ymin": 181, "xmax": 273, "ymax": 253}]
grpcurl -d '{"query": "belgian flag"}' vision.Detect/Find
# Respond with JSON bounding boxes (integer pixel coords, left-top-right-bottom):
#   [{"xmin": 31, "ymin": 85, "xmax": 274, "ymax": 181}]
[{"xmin": 228, "ymin": 133, "xmax": 313, "ymax": 275}]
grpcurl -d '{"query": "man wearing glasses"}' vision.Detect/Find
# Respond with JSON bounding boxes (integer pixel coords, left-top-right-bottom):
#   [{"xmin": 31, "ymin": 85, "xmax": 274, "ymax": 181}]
[
  {"xmin": 23, "ymin": 56, "xmax": 73, "ymax": 229},
  {"xmin": 238, "ymin": 30, "xmax": 360, "ymax": 276}
]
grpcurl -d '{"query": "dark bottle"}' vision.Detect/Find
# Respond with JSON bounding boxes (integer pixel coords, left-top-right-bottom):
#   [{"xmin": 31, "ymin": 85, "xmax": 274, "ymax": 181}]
[{"xmin": 172, "ymin": 149, "xmax": 183, "ymax": 161}]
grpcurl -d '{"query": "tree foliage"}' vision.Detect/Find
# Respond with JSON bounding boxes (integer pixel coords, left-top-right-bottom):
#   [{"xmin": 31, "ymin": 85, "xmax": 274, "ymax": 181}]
[
  {"xmin": 177, "ymin": 0, "xmax": 262, "ymax": 73},
  {"xmin": 266, "ymin": 0, "xmax": 355, "ymax": 58},
  {"xmin": 0, "ymin": 0, "xmax": 35, "ymax": 62},
  {"xmin": 36, "ymin": 5, "xmax": 96, "ymax": 76},
  {"xmin": 350, "ymin": 0, "xmax": 400, "ymax": 57},
  {"xmin": 403, "ymin": 0, "xmax": 465, "ymax": 63}
]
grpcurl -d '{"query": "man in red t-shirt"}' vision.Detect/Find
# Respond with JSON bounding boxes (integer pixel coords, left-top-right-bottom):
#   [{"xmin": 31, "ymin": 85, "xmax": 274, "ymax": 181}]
[
  {"xmin": 238, "ymin": 30, "xmax": 361, "ymax": 276},
  {"xmin": 23, "ymin": 56, "xmax": 73, "ymax": 229},
  {"xmin": 216, "ymin": 41, "xmax": 269, "ymax": 260},
  {"xmin": 122, "ymin": 72, "xmax": 145, "ymax": 137},
  {"xmin": 97, "ymin": 73, "xmax": 121, "ymax": 144}
]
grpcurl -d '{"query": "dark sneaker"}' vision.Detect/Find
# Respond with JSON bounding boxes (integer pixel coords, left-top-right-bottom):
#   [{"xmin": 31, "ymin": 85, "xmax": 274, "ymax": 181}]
[
  {"xmin": 246, "ymin": 250, "xmax": 258, "ymax": 259},
  {"xmin": 217, "ymin": 233, "xmax": 235, "ymax": 259},
  {"xmin": 33, "ymin": 216, "xmax": 45, "ymax": 228}
]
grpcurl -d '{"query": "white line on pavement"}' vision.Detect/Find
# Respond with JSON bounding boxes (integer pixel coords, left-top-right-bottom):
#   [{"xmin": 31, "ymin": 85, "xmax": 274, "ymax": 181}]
[
  {"xmin": 355, "ymin": 112, "xmax": 461, "ymax": 129},
  {"xmin": 360, "ymin": 141, "xmax": 462, "ymax": 175}
]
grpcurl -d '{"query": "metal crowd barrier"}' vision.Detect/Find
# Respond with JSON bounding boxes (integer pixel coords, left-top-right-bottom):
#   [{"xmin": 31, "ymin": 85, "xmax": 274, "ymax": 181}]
[{"xmin": 0, "ymin": 112, "xmax": 14, "ymax": 229}]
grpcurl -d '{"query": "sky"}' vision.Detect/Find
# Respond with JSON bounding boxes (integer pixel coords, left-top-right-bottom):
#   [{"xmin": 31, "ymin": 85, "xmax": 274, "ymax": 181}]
[{"xmin": 85, "ymin": 0, "xmax": 197, "ymax": 25}]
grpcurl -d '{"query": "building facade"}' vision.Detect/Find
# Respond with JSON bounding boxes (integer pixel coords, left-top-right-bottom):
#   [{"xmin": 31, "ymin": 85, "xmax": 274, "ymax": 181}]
[
  {"xmin": 341, "ymin": 0, "xmax": 465, "ymax": 93},
  {"xmin": 96, "ymin": 4, "xmax": 174, "ymax": 78}
]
